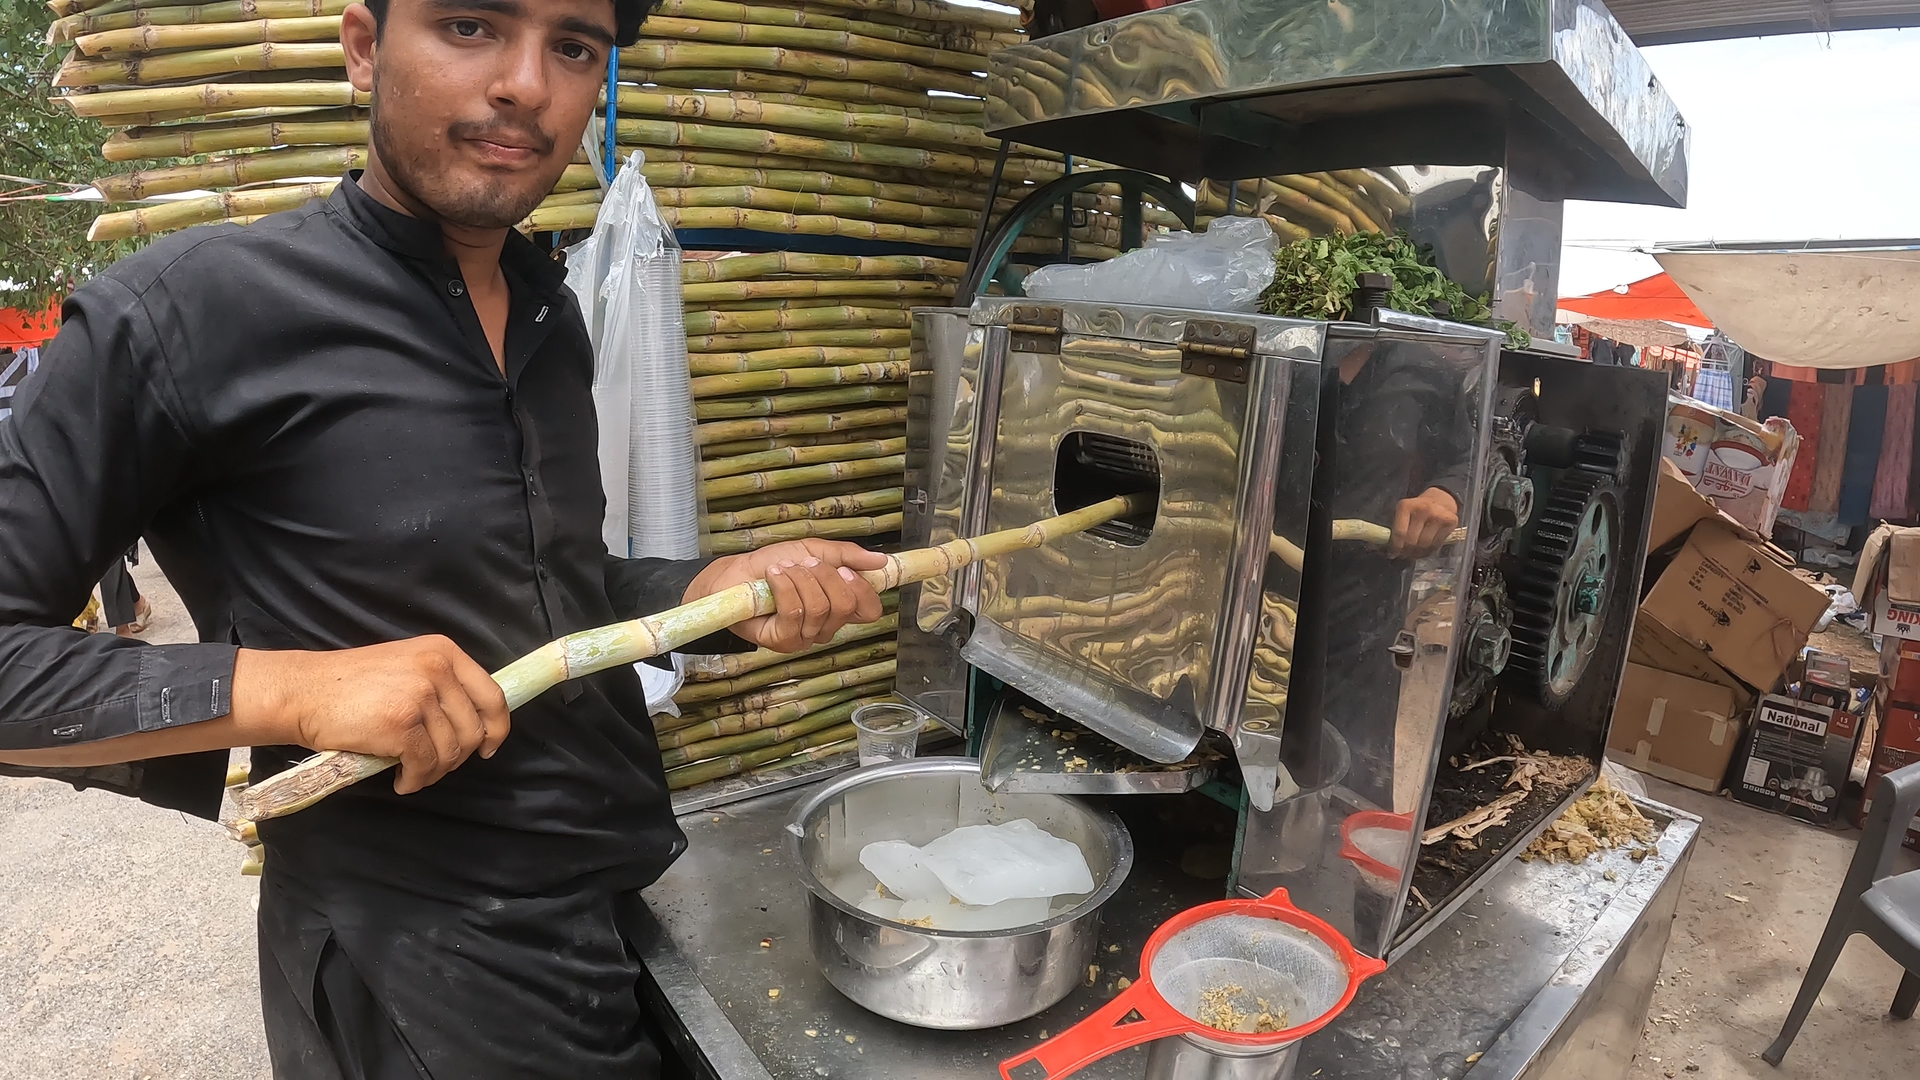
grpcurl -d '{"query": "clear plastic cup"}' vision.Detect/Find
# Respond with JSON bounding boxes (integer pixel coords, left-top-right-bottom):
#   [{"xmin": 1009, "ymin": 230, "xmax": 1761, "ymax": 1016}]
[{"xmin": 852, "ymin": 702, "xmax": 924, "ymax": 767}]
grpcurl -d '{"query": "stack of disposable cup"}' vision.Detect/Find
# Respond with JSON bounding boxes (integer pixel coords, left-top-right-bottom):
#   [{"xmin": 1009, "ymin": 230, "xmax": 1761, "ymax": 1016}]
[{"xmin": 625, "ymin": 223, "xmax": 704, "ymax": 560}]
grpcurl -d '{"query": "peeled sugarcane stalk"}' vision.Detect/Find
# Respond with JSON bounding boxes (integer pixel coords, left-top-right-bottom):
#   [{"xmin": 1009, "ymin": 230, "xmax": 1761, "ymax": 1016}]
[
  {"xmin": 55, "ymin": 41, "xmax": 346, "ymax": 88},
  {"xmin": 92, "ymin": 144, "xmax": 365, "ymax": 201},
  {"xmin": 60, "ymin": 80, "xmax": 366, "ymax": 119},
  {"xmin": 1267, "ymin": 521, "xmax": 1471, "ymax": 571},
  {"xmin": 665, "ymin": 719, "xmax": 863, "ymax": 790},
  {"xmin": 689, "ymin": 347, "xmax": 910, "ymax": 376},
  {"xmin": 637, "ymin": 15, "xmax": 987, "ymax": 73},
  {"xmin": 701, "ymin": 452, "xmax": 904, "ymax": 498},
  {"xmin": 709, "ymin": 513, "xmax": 901, "ymax": 553},
  {"xmin": 702, "ymin": 427, "xmax": 905, "ymax": 458},
  {"xmin": 682, "ymin": 251, "xmax": 964, "ymax": 282},
  {"xmin": 89, "ymin": 181, "xmax": 335, "ymax": 241},
  {"xmin": 687, "ymin": 328, "xmax": 910, "ymax": 352},
  {"xmin": 682, "ymin": 278, "xmax": 949, "ymax": 303},
  {"xmin": 618, "ymin": 41, "xmax": 979, "ymax": 95},
  {"xmin": 688, "ymin": 611, "xmax": 899, "ymax": 680},
  {"xmin": 74, "ymin": 15, "xmax": 344, "ymax": 58},
  {"xmin": 700, "ymin": 436, "xmax": 904, "ymax": 479},
  {"xmin": 696, "ymin": 404, "xmax": 908, "ymax": 445},
  {"xmin": 663, "ymin": 698, "xmax": 874, "ymax": 768},
  {"xmin": 704, "ymin": 488, "xmax": 901, "ymax": 530},
  {"xmin": 229, "ymin": 495, "xmax": 1144, "ymax": 825},
  {"xmin": 672, "ymin": 638, "xmax": 896, "ymax": 705}
]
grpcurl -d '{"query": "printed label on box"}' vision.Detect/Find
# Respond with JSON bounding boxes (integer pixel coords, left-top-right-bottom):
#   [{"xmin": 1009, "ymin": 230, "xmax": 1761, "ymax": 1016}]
[
  {"xmin": 1743, "ymin": 756, "xmax": 1772, "ymax": 787},
  {"xmin": 1873, "ymin": 591, "xmax": 1920, "ymax": 641},
  {"xmin": 1757, "ymin": 700, "xmax": 1828, "ymax": 737}
]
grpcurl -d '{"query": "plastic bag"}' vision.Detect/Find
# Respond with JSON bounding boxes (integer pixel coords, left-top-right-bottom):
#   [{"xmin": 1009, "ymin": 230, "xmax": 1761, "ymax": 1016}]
[
  {"xmin": 563, "ymin": 150, "xmax": 703, "ymax": 562},
  {"xmin": 1021, "ymin": 216, "xmax": 1278, "ymax": 312},
  {"xmin": 917, "ymin": 818, "xmax": 1096, "ymax": 907}
]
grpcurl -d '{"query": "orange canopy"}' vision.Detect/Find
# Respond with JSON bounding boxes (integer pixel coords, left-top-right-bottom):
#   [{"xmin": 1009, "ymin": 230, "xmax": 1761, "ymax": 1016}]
[
  {"xmin": 0, "ymin": 301, "xmax": 60, "ymax": 349},
  {"xmin": 1557, "ymin": 272, "xmax": 1713, "ymax": 329}
]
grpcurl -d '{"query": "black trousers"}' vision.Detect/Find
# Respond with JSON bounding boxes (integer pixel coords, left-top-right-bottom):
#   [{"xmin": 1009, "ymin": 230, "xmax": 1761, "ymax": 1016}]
[
  {"xmin": 100, "ymin": 555, "xmax": 141, "ymax": 627},
  {"xmin": 257, "ymin": 876, "xmax": 666, "ymax": 1080}
]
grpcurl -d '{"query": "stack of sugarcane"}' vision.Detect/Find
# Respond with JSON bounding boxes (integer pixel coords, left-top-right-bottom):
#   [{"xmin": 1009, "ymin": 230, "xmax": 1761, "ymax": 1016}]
[{"xmin": 1194, "ymin": 170, "xmax": 1412, "ymax": 240}]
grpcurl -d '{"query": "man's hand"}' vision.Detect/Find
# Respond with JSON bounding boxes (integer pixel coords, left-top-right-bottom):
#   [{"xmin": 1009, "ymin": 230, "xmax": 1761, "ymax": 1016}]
[
  {"xmin": 233, "ymin": 637, "xmax": 510, "ymax": 795},
  {"xmin": 1389, "ymin": 487, "xmax": 1459, "ymax": 559},
  {"xmin": 685, "ymin": 539, "xmax": 888, "ymax": 652}
]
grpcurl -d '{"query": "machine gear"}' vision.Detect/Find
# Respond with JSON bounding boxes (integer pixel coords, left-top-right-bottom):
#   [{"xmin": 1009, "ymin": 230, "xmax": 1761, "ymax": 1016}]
[{"xmin": 1506, "ymin": 450, "xmax": 1622, "ymax": 709}]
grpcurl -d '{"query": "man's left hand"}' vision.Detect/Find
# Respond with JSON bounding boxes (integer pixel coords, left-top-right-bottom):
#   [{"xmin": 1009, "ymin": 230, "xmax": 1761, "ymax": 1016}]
[
  {"xmin": 1389, "ymin": 487, "xmax": 1459, "ymax": 559},
  {"xmin": 684, "ymin": 540, "xmax": 889, "ymax": 652}
]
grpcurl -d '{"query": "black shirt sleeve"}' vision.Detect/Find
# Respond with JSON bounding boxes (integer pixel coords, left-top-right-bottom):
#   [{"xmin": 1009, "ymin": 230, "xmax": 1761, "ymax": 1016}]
[
  {"xmin": 601, "ymin": 554, "xmax": 752, "ymax": 657},
  {"xmin": 0, "ymin": 279, "xmax": 237, "ymax": 752}
]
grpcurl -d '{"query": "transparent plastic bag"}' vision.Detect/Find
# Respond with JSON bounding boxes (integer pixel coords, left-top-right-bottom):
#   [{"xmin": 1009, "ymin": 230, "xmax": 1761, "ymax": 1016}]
[{"xmin": 1021, "ymin": 216, "xmax": 1279, "ymax": 312}]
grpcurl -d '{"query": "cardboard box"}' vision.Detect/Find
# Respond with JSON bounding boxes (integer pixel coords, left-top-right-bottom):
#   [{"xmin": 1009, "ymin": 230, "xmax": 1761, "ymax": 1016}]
[
  {"xmin": 1864, "ymin": 529, "xmax": 1920, "ymax": 639},
  {"xmin": 1607, "ymin": 662, "xmax": 1743, "ymax": 792},
  {"xmin": 1857, "ymin": 744, "xmax": 1920, "ymax": 852},
  {"xmin": 1880, "ymin": 704, "xmax": 1920, "ymax": 755},
  {"xmin": 1640, "ymin": 519, "xmax": 1831, "ymax": 693},
  {"xmin": 1890, "ymin": 641, "xmax": 1920, "ymax": 704},
  {"xmin": 1730, "ymin": 695, "xmax": 1863, "ymax": 826},
  {"xmin": 1629, "ymin": 618, "xmax": 1755, "ymax": 706},
  {"xmin": 1662, "ymin": 395, "xmax": 1801, "ymax": 538},
  {"xmin": 1647, "ymin": 458, "xmax": 1719, "ymax": 555},
  {"xmin": 1870, "ymin": 589, "xmax": 1920, "ymax": 642}
]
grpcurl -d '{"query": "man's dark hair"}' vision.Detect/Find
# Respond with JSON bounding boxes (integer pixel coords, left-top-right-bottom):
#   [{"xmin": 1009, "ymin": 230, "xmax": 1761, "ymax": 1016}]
[{"xmin": 361, "ymin": 0, "xmax": 657, "ymax": 47}]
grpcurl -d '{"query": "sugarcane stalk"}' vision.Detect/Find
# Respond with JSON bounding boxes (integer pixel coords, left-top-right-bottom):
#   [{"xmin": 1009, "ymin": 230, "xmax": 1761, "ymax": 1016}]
[
  {"xmin": 50, "ymin": 1, "xmax": 349, "ymax": 43},
  {"xmin": 89, "ymin": 181, "xmax": 335, "ymax": 241},
  {"xmin": 672, "ymin": 638, "xmax": 897, "ymax": 705},
  {"xmin": 662, "ymin": 699, "xmax": 873, "ymax": 767},
  {"xmin": 700, "ymin": 436, "xmax": 904, "ymax": 478},
  {"xmin": 795, "ymin": 0, "xmax": 1025, "ymax": 31},
  {"xmin": 687, "ymin": 327, "xmax": 911, "ymax": 351},
  {"xmin": 743, "ymin": 735, "xmax": 858, "ymax": 778},
  {"xmin": 709, "ymin": 513, "xmax": 902, "ymax": 553},
  {"xmin": 618, "ymin": 41, "xmax": 978, "ymax": 95},
  {"xmin": 60, "ymin": 80, "xmax": 367, "ymax": 119},
  {"xmin": 633, "ymin": 145, "xmax": 996, "ymax": 188},
  {"xmin": 74, "ymin": 14, "xmax": 343, "ymax": 57},
  {"xmin": 656, "ymin": 0, "xmax": 1013, "ymax": 53},
  {"xmin": 659, "ymin": 677, "xmax": 887, "ymax": 752},
  {"xmin": 702, "ymin": 453, "xmax": 903, "ymax": 498},
  {"xmin": 55, "ymin": 41, "xmax": 346, "ymax": 88},
  {"xmin": 100, "ymin": 116, "xmax": 367, "ymax": 162},
  {"xmin": 1266, "ymin": 521, "xmax": 1470, "ymax": 571},
  {"xmin": 665, "ymin": 720, "xmax": 862, "ymax": 790},
  {"xmin": 230, "ymin": 496, "xmax": 1141, "ymax": 825},
  {"xmin": 689, "ymin": 347, "xmax": 910, "ymax": 376},
  {"xmin": 683, "ymin": 305, "xmax": 914, "ymax": 336},
  {"xmin": 636, "ymin": 15, "xmax": 986, "ymax": 72},
  {"xmin": 695, "ymin": 404, "xmax": 908, "ymax": 445},
  {"xmin": 613, "ymin": 117, "xmax": 1043, "ymax": 180},
  {"xmin": 92, "ymin": 144, "xmax": 365, "ymax": 201},
  {"xmin": 616, "ymin": 88, "xmax": 993, "ymax": 149},
  {"xmin": 682, "ymin": 278, "xmax": 948, "ymax": 303},
  {"xmin": 526, "ymin": 201, "xmax": 982, "ymax": 246},
  {"xmin": 687, "ymin": 610, "xmax": 899, "ymax": 679},
  {"xmin": 694, "ymin": 386, "xmax": 908, "ymax": 423},
  {"xmin": 703, "ymin": 475, "xmax": 897, "ymax": 514},
  {"xmin": 655, "ymin": 185, "xmax": 981, "ymax": 228},
  {"xmin": 681, "ymin": 251, "xmax": 964, "ymax": 282},
  {"xmin": 630, "ymin": 67, "xmax": 942, "ymax": 110},
  {"xmin": 702, "ymin": 429, "xmax": 907, "ymax": 459}
]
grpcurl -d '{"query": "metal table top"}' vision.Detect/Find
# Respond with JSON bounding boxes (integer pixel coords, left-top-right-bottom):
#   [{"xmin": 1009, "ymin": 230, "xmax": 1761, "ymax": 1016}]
[{"xmin": 634, "ymin": 783, "xmax": 1698, "ymax": 1080}]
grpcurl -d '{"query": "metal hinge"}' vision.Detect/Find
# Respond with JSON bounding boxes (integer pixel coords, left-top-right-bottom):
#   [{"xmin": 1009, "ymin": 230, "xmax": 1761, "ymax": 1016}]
[
  {"xmin": 1180, "ymin": 319, "xmax": 1256, "ymax": 382},
  {"xmin": 1003, "ymin": 304, "xmax": 1062, "ymax": 355}
]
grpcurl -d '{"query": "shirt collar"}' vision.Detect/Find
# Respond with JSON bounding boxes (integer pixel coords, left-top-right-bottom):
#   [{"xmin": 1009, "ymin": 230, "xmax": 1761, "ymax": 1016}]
[{"xmin": 330, "ymin": 171, "xmax": 568, "ymax": 293}]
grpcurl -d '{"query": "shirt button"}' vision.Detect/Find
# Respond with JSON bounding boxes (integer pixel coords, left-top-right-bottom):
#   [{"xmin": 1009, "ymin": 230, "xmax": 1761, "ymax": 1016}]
[{"xmin": 448, "ymin": 280, "xmax": 466, "ymax": 298}]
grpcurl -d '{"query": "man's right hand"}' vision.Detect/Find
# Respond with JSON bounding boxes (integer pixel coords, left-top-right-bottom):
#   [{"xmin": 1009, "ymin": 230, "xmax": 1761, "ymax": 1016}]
[{"xmin": 234, "ymin": 637, "xmax": 510, "ymax": 794}]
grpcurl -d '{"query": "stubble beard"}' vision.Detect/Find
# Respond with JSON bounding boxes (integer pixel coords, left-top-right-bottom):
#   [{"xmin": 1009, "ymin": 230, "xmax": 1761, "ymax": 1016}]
[{"xmin": 367, "ymin": 93, "xmax": 556, "ymax": 231}]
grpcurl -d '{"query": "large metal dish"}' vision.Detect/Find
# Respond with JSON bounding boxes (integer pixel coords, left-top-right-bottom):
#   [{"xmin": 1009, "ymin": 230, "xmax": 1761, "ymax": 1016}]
[{"xmin": 788, "ymin": 758, "xmax": 1134, "ymax": 1029}]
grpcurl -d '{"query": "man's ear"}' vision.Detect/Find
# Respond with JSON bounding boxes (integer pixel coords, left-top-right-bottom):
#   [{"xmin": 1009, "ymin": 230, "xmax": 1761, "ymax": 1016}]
[{"xmin": 342, "ymin": 3, "xmax": 378, "ymax": 94}]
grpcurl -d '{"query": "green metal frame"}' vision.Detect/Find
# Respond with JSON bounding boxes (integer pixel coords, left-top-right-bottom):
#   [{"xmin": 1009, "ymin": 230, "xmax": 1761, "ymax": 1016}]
[{"xmin": 955, "ymin": 168, "xmax": 1198, "ymax": 306}]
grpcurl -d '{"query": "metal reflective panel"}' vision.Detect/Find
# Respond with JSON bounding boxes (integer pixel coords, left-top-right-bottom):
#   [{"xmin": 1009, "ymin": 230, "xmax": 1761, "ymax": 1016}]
[{"xmin": 1234, "ymin": 326, "xmax": 1502, "ymax": 960}]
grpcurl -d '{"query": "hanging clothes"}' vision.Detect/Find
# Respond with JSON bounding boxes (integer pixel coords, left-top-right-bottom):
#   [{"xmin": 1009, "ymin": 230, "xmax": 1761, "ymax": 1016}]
[
  {"xmin": 1760, "ymin": 372, "xmax": 1792, "ymax": 423},
  {"xmin": 1871, "ymin": 383, "xmax": 1917, "ymax": 521},
  {"xmin": 1839, "ymin": 383, "xmax": 1888, "ymax": 526},
  {"xmin": 1782, "ymin": 381, "xmax": 1825, "ymax": 511},
  {"xmin": 1809, "ymin": 384, "xmax": 1854, "ymax": 514}
]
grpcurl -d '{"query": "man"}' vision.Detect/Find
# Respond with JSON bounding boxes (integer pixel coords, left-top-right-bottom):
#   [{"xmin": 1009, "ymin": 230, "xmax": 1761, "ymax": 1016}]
[{"xmin": 0, "ymin": 2, "xmax": 886, "ymax": 1076}]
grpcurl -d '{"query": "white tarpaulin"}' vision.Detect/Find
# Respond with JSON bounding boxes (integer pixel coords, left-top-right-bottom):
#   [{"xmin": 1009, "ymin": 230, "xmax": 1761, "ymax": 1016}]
[{"xmin": 1655, "ymin": 248, "xmax": 1920, "ymax": 369}]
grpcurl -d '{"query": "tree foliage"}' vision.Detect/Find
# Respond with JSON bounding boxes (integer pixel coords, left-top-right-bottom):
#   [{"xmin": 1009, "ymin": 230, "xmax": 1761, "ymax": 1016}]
[{"xmin": 0, "ymin": 6, "xmax": 135, "ymax": 309}]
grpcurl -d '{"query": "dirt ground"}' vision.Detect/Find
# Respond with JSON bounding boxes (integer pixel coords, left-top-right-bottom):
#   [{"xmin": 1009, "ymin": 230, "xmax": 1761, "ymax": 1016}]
[{"xmin": 1, "ymin": 562, "xmax": 1917, "ymax": 1078}]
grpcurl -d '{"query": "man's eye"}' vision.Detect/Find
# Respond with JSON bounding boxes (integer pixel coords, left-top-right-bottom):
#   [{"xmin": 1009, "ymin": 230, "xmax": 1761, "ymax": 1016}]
[
  {"xmin": 558, "ymin": 42, "xmax": 592, "ymax": 61},
  {"xmin": 450, "ymin": 19, "xmax": 483, "ymax": 37}
]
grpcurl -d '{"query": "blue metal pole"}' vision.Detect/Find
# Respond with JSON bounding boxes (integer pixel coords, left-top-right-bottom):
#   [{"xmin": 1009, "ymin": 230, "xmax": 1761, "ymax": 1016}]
[{"xmin": 603, "ymin": 47, "xmax": 620, "ymax": 181}]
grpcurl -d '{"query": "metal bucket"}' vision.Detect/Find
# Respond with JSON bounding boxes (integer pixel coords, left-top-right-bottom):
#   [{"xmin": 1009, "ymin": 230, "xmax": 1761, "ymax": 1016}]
[{"xmin": 789, "ymin": 758, "xmax": 1134, "ymax": 1029}]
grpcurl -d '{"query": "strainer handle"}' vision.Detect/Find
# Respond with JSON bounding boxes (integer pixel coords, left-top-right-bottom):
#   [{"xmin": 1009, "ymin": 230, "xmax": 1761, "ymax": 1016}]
[{"xmin": 997, "ymin": 983, "xmax": 1190, "ymax": 1080}]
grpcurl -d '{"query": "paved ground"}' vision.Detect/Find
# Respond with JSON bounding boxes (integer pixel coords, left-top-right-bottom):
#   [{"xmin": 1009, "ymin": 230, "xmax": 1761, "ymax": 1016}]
[{"xmin": 2, "ymin": 562, "xmax": 1916, "ymax": 1078}]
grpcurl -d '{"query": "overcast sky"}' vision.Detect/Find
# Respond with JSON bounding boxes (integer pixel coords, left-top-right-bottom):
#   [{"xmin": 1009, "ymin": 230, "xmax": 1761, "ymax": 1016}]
[{"xmin": 1560, "ymin": 27, "xmax": 1920, "ymax": 297}]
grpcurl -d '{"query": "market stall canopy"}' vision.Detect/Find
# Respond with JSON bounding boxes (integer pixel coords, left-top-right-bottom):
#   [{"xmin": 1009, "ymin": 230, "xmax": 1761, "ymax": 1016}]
[
  {"xmin": 1552, "ymin": 315, "xmax": 1694, "ymax": 349},
  {"xmin": 1655, "ymin": 242, "xmax": 1920, "ymax": 370},
  {"xmin": 0, "ymin": 302, "xmax": 59, "ymax": 349},
  {"xmin": 1607, "ymin": 0, "xmax": 1920, "ymax": 45},
  {"xmin": 1557, "ymin": 273, "xmax": 1713, "ymax": 328}
]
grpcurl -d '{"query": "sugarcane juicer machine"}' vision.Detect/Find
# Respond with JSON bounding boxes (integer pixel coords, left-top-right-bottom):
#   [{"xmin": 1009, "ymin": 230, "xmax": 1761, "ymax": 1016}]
[{"xmin": 894, "ymin": 0, "xmax": 1686, "ymax": 964}]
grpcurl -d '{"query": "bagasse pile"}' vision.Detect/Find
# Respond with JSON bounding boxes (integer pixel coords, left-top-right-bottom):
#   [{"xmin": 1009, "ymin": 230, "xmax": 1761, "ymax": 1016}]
[{"xmin": 48, "ymin": 0, "xmax": 1425, "ymax": 792}]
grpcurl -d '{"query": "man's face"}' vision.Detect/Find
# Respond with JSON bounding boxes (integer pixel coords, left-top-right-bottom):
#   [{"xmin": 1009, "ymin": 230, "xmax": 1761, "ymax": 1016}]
[{"xmin": 343, "ymin": 0, "xmax": 614, "ymax": 229}]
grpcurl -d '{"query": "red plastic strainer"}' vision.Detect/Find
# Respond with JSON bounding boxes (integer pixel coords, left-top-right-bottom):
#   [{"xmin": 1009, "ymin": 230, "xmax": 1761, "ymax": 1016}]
[{"xmin": 998, "ymin": 889, "xmax": 1385, "ymax": 1080}]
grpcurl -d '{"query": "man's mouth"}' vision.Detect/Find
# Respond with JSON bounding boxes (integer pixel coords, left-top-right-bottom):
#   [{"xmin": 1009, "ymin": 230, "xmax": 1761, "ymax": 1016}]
[{"xmin": 452, "ymin": 124, "xmax": 553, "ymax": 166}]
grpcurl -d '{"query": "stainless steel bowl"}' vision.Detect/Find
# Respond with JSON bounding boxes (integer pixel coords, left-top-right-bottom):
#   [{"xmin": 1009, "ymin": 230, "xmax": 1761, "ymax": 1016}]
[{"xmin": 789, "ymin": 758, "xmax": 1134, "ymax": 1029}]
